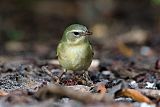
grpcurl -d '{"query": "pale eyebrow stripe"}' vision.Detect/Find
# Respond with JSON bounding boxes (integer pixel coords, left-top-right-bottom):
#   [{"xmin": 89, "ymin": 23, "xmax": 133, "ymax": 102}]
[{"xmin": 66, "ymin": 30, "xmax": 86, "ymax": 35}]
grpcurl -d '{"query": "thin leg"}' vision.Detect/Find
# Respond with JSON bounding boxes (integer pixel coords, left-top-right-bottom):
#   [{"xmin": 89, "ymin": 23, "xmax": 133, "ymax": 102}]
[
  {"xmin": 83, "ymin": 70, "xmax": 93, "ymax": 86},
  {"xmin": 83, "ymin": 71, "xmax": 89, "ymax": 80},
  {"xmin": 59, "ymin": 69, "xmax": 67, "ymax": 79}
]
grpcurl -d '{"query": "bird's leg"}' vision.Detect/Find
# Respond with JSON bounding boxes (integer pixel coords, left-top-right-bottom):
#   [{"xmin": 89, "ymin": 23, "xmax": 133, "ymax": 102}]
[
  {"xmin": 83, "ymin": 71, "xmax": 90, "ymax": 80},
  {"xmin": 59, "ymin": 69, "xmax": 67, "ymax": 80},
  {"xmin": 82, "ymin": 70, "xmax": 93, "ymax": 86}
]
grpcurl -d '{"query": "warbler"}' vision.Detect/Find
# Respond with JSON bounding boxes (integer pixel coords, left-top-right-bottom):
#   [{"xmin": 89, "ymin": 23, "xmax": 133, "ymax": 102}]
[{"xmin": 57, "ymin": 24, "xmax": 93, "ymax": 73}]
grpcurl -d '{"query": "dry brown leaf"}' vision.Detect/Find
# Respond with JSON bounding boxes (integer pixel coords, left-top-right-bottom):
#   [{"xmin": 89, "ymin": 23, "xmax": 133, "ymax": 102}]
[
  {"xmin": 119, "ymin": 88, "xmax": 153, "ymax": 104},
  {"xmin": 117, "ymin": 42, "xmax": 133, "ymax": 57}
]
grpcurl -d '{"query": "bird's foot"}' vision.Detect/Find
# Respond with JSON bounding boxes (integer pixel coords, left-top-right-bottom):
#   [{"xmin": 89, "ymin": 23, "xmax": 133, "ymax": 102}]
[{"xmin": 82, "ymin": 71, "xmax": 93, "ymax": 86}]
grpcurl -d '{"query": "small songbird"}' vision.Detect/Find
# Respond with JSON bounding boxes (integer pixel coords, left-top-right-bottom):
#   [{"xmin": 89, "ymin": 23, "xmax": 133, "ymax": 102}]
[{"xmin": 57, "ymin": 24, "xmax": 93, "ymax": 73}]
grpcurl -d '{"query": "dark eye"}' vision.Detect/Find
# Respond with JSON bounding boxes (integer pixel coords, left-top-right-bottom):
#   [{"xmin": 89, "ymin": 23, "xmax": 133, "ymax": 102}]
[{"xmin": 73, "ymin": 32, "xmax": 79, "ymax": 35}]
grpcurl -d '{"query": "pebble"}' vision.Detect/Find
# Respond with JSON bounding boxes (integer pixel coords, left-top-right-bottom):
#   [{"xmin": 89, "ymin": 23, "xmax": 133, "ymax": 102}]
[
  {"xmin": 129, "ymin": 80, "xmax": 138, "ymax": 89},
  {"xmin": 145, "ymin": 82, "xmax": 156, "ymax": 89}
]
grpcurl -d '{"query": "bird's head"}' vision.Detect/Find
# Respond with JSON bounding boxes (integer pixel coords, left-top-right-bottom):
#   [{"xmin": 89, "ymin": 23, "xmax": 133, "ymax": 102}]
[{"xmin": 62, "ymin": 24, "xmax": 92, "ymax": 44}]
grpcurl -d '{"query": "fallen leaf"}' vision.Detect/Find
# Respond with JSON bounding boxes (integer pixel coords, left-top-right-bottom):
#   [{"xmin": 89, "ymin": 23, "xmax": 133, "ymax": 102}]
[
  {"xmin": 117, "ymin": 42, "xmax": 134, "ymax": 57},
  {"xmin": 119, "ymin": 88, "xmax": 153, "ymax": 104}
]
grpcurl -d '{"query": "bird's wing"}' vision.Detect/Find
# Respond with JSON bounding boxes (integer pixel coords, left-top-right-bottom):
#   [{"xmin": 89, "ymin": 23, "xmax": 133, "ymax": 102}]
[
  {"xmin": 90, "ymin": 45, "xmax": 94, "ymax": 56},
  {"xmin": 89, "ymin": 41, "xmax": 94, "ymax": 56},
  {"xmin": 56, "ymin": 42, "xmax": 62, "ymax": 56}
]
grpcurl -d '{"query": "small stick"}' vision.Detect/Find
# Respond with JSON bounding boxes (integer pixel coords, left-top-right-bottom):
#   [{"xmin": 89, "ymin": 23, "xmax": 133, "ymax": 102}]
[
  {"xmin": 41, "ymin": 66, "xmax": 59, "ymax": 83},
  {"xmin": 35, "ymin": 85, "xmax": 113, "ymax": 104},
  {"xmin": 41, "ymin": 66, "xmax": 53, "ymax": 77},
  {"xmin": 137, "ymin": 89, "xmax": 160, "ymax": 99}
]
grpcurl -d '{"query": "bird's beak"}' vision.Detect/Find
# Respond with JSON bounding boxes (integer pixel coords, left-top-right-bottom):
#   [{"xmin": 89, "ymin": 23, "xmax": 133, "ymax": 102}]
[{"xmin": 85, "ymin": 31, "xmax": 92, "ymax": 35}]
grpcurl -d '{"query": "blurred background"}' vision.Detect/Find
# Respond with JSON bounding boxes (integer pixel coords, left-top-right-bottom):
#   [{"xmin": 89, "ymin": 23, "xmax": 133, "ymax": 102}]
[{"xmin": 0, "ymin": 0, "xmax": 159, "ymax": 60}]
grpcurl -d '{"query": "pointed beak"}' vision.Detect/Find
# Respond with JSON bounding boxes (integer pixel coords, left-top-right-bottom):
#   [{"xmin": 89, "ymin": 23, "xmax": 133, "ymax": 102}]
[{"xmin": 85, "ymin": 31, "xmax": 92, "ymax": 35}]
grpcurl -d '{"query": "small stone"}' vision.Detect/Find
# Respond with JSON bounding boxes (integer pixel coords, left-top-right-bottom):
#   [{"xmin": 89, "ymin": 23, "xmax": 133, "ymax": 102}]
[
  {"xmin": 102, "ymin": 70, "xmax": 111, "ymax": 75},
  {"xmin": 129, "ymin": 80, "xmax": 138, "ymax": 89},
  {"xmin": 140, "ymin": 46, "xmax": 153, "ymax": 56},
  {"xmin": 139, "ymin": 102, "xmax": 155, "ymax": 107},
  {"xmin": 145, "ymin": 82, "xmax": 156, "ymax": 89}
]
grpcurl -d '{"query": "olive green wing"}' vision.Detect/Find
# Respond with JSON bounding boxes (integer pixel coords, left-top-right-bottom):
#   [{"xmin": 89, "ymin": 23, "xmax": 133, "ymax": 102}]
[
  {"xmin": 89, "ymin": 41, "xmax": 94, "ymax": 56},
  {"xmin": 56, "ymin": 42, "xmax": 63, "ymax": 57}
]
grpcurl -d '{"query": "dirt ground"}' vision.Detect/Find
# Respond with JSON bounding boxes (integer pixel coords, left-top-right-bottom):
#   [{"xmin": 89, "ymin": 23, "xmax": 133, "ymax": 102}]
[{"xmin": 0, "ymin": 1, "xmax": 160, "ymax": 107}]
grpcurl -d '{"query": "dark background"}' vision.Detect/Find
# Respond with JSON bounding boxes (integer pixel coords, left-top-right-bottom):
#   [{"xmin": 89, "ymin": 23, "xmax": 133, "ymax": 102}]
[{"xmin": 0, "ymin": 0, "xmax": 159, "ymax": 59}]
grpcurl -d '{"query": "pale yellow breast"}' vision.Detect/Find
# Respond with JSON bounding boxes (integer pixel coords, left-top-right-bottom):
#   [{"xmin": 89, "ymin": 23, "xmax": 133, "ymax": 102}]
[{"xmin": 58, "ymin": 43, "xmax": 92, "ymax": 71}]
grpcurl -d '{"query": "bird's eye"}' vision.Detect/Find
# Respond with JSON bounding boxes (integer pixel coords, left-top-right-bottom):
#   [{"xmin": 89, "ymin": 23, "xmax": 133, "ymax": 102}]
[{"xmin": 73, "ymin": 32, "xmax": 79, "ymax": 35}]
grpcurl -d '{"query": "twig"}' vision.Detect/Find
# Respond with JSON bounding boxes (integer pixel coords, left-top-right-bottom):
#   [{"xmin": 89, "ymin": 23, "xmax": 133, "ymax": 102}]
[
  {"xmin": 41, "ymin": 66, "xmax": 60, "ymax": 83},
  {"xmin": 35, "ymin": 85, "xmax": 113, "ymax": 104},
  {"xmin": 41, "ymin": 66, "xmax": 53, "ymax": 77},
  {"xmin": 138, "ymin": 89, "xmax": 160, "ymax": 99}
]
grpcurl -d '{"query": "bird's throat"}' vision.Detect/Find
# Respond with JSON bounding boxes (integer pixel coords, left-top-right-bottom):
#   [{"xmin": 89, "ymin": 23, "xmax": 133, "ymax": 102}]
[{"xmin": 66, "ymin": 36, "xmax": 88, "ymax": 45}]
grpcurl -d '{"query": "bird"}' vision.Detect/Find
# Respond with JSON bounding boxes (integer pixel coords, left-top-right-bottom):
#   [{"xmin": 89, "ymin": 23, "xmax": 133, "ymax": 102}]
[{"xmin": 57, "ymin": 24, "xmax": 93, "ymax": 75}]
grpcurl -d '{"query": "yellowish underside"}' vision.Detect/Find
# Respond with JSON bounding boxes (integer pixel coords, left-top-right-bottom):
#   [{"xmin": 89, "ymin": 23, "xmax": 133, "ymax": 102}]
[{"xmin": 57, "ymin": 42, "xmax": 93, "ymax": 71}]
